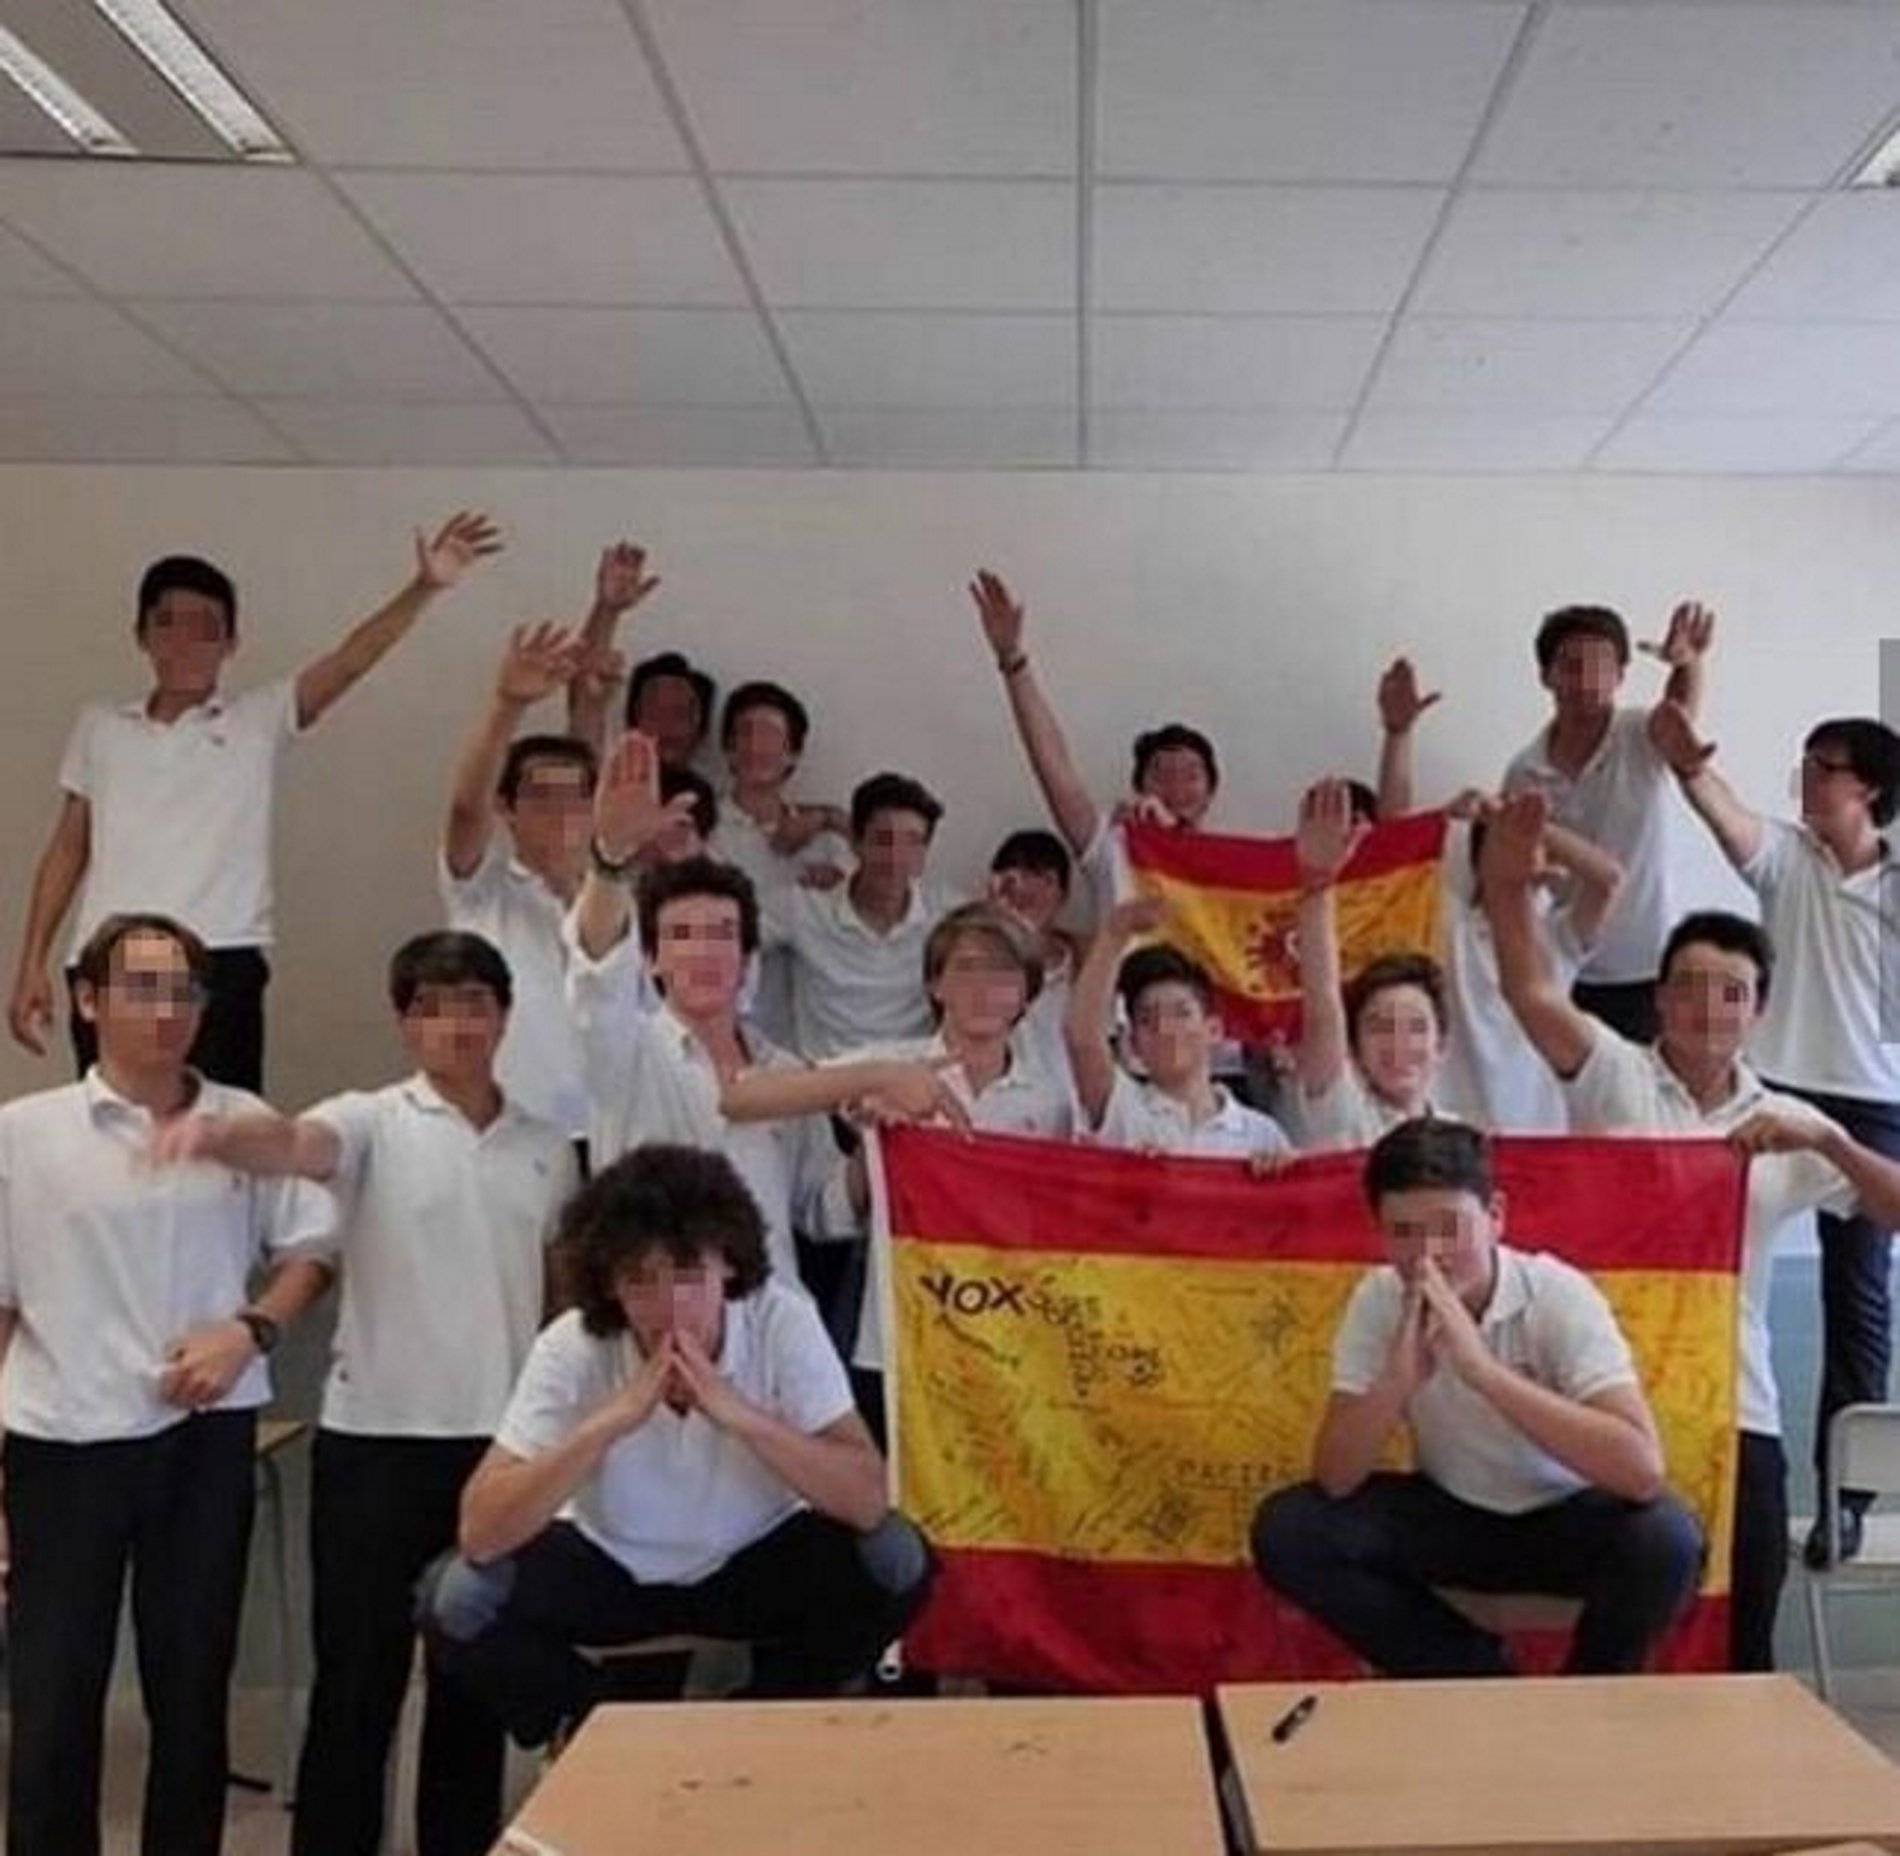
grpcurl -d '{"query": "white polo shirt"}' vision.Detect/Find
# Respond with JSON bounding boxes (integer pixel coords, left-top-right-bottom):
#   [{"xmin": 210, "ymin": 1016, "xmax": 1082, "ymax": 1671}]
[
  {"xmin": 495, "ymin": 1286, "xmax": 855, "ymax": 1584},
  {"xmin": 1299, "ymin": 1068, "xmax": 1435, "ymax": 1153},
  {"xmin": 1741, "ymin": 820, "xmax": 1900, "ymax": 1103},
  {"xmin": 566, "ymin": 933, "xmax": 846, "ymax": 1287},
  {"xmin": 1091, "ymin": 1067, "xmax": 1289, "ymax": 1159},
  {"xmin": 1503, "ymin": 707, "xmax": 1675, "ymax": 985},
  {"xmin": 759, "ymin": 879, "xmax": 955, "ymax": 1060},
  {"xmin": 1333, "ymin": 1245, "xmax": 1639, "ymax": 1515},
  {"xmin": 59, "ymin": 679, "xmax": 302, "ymax": 955},
  {"xmin": 0, "ymin": 1071, "xmax": 337, "ymax": 1443},
  {"xmin": 439, "ymin": 844, "xmax": 589, "ymax": 1139},
  {"xmin": 1562, "ymin": 1026, "xmax": 1857, "ymax": 1438},
  {"xmin": 311, "ymin": 1076, "xmax": 575, "ymax": 1438}
]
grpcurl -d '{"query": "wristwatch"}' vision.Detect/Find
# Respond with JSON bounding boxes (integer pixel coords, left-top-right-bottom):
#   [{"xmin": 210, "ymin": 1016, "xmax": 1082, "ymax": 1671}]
[
  {"xmin": 236, "ymin": 1309, "xmax": 281, "ymax": 1356},
  {"xmin": 589, "ymin": 835, "xmax": 639, "ymax": 881}
]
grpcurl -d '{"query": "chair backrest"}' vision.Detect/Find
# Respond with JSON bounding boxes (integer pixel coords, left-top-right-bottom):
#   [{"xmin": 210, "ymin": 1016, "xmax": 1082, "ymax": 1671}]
[{"xmin": 1830, "ymin": 1404, "xmax": 1900, "ymax": 1499}]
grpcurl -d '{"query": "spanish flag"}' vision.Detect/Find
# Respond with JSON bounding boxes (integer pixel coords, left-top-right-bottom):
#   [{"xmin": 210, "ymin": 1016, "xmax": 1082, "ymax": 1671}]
[
  {"xmin": 1122, "ymin": 812, "xmax": 1449, "ymax": 1041},
  {"xmin": 876, "ymin": 1126, "xmax": 1742, "ymax": 1693}
]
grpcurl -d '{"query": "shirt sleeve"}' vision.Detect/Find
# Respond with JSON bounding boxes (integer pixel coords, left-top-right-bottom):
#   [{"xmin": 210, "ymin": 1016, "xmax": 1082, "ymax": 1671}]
[
  {"xmin": 437, "ymin": 838, "xmax": 507, "ymax": 917},
  {"xmin": 1559, "ymin": 1023, "xmax": 1648, "ymax": 1132},
  {"xmin": 1737, "ymin": 816, "xmax": 1799, "ymax": 899},
  {"xmin": 1091, "ymin": 1067, "xmax": 1148, "ymax": 1146},
  {"xmin": 1332, "ymin": 1271, "xmax": 1400, "ymax": 1396},
  {"xmin": 257, "ymin": 1171, "xmax": 340, "ymax": 1264},
  {"xmin": 303, "ymin": 1089, "xmax": 381, "ymax": 1196},
  {"xmin": 56, "ymin": 706, "xmax": 100, "ymax": 801},
  {"xmin": 764, "ymin": 1290, "xmax": 856, "ymax": 1434},
  {"xmin": 1300, "ymin": 1068, "xmax": 1381, "ymax": 1152},
  {"xmin": 232, "ymin": 678, "xmax": 302, "ymax": 748},
  {"xmin": 494, "ymin": 1315, "xmax": 594, "ymax": 1459},
  {"xmin": 1532, "ymin": 1259, "xmax": 1638, "ymax": 1402},
  {"xmin": 562, "ymin": 912, "xmax": 655, "ymax": 1114}
]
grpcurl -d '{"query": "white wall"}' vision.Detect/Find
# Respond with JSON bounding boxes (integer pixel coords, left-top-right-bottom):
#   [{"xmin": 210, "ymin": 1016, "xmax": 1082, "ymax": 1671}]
[{"xmin": 1, "ymin": 465, "xmax": 1892, "ymax": 1111}]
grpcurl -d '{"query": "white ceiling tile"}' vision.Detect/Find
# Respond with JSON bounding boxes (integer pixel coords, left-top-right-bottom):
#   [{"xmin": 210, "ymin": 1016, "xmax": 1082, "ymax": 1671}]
[
  {"xmin": 0, "ymin": 396, "xmax": 293, "ymax": 463},
  {"xmin": 1342, "ymin": 410, "xmax": 1613, "ymax": 471},
  {"xmin": 1092, "ymin": 315, "xmax": 1385, "ymax": 408},
  {"xmin": 1593, "ymin": 413, "xmax": 1883, "ymax": 475},
  {"xmin": 1094, "ymin": 185, "xmax": 1444, "ymax": 313},
  {"xmin": 725, "ymin": 180, "xmax": 1072, "ymax": 310},
  {"xmin": 647, "ymin": 0, "xmax": 1075, "ymax": 176},
  {"xmin": 1644, "ymin": 322, "xmax": 1900, "ymax": 418},
  {"xmin": 823, "ymin": 407, "xmax": 1076, "ymax": 467},
  {"xmin": 0, "ymin": 221, "xmax": 79, "ymax": 297},
  {"xmin": 537, "ymin": 404, "xmax": 818, "ymax": 466},
  {"xmin": 184, "ymin": 0, "xmax": 685, "ymax": 170},
  {"xmin": 1474, "ymin": 3, "xmax": 1900, "ymax": 188},
  {"xmin": 252, "ymin": 400, "xmax": 558, "ymax": 466},
  {"xmin": 1840, "ymin": 420, "xmax": 1900, "ymax": 475},
  {"xmin": 1415, "ymin": 188, "xmax": 1803, "ymax": 319},
  {"xmin": 1089, "ymin": 408, "xmax": 1347, "ymax": 470},
  {"xmin": 0, "ymin": 163, "xmax": 413, "ymax": 302},
  {"xmin": 781, "ymin": 312, "xmax": 1074, "ymax": 407},
  {"xmin": 133, "ymin": 302, "xmax": 504, "ymax": 402},
  {"xmin": 1097, "ymin": 0, "xmax": 1525, "ymax": 182},
  {"xmin": 1726, "ymin": 195, "xmax": 1900, "ymax": 322},
  {"xmin": 337, "ymin": 174, "xmax": 744, "ymax": 307},
  {"xmin": 460, "ymin": 308, "xmax": 790, "ymax": 405},
  {"xmin": 1367, "ymin": 317, "xmax": 1691, "ymax": 413},
  {"xmin": 0, "ymin": 300, "xmax": 207, "ymax": 395}
]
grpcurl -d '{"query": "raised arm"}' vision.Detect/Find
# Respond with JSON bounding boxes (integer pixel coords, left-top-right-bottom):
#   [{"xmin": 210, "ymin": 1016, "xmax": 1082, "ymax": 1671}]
[
  {"xmin": 1294, "ymin": 779, "xmax": 1368, "ymax": 1100},
  {"xmin": 567, "ymin": 541, "xmax": 659, "ymax": 755},
  {"xmin": 970, "ymin": 569, "xmax": 1101, "ymax": 856},
  {"xmin": 443, "ymin": 623, "xmax": 583, "ymax": 879},
  {"xmin": 294, "ymin": 512, "xmax": 503, "ymax": 730},
  {"xmin": 1063, "ymin": 897, "xmax": 1165, "ymax": 1127},
  {"xmin": 147, "ymin": 1107, "xmax": 342, "ymax": 1182},
  {"xmin": 1640, "ymin": 600, "xmax": 1716, "ymax": 724},
  {"xmin": 1540, "ymin": 819, "xmax": 1625, "ymax": 953},
  {"xmin": 571, "ymin": 731, "xmax": 697, "ymax": 961},
  {"xmin": 1374, "ymin": 657, "xmax": 1441, "ymax": 820},
  {"xmin": 1646, "ymin": 699, "xmax": 1765, "ymax": 871},
  {"xmin": 8, "ymin": 793, "xmax": 90, "ymax": 1054}
]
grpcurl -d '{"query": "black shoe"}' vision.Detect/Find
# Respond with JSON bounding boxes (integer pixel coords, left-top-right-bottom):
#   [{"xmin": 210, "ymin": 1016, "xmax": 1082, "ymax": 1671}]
[{"xmin": 1804, "ymin": 1506, "xmax": 1866, "ymax": 1569}]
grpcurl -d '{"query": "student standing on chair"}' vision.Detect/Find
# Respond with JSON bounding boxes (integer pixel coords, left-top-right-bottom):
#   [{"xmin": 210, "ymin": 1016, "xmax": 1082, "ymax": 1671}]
[{"xmin": 0, "ymin": 912, "xmax": 336, "ymax": 1856}]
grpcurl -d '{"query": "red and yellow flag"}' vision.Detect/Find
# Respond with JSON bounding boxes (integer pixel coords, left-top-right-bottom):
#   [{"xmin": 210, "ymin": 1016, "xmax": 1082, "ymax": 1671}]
[
  {"xmin": 877, "ymin": 1126, "xmax": 1742, "ymax": 1693},
  {"xmin": 1122, "ymin": 812, "xmax": 1449, "ymax": 1041}
]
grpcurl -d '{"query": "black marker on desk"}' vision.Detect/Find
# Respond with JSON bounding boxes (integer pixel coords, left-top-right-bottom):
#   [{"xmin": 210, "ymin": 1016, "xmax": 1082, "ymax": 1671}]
[{"xmin": 1271, "ymin": 1694, "xmax": 1318, "ymax": 1744}]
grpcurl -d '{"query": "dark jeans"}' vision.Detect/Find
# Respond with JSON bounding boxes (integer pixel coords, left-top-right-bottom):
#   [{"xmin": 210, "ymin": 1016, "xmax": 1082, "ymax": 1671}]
[
  {"xmin": 5, "ymin": 1412, "xmax": 256, "ymax": 1856},
  {"xmin": 1770, "ymin": 1083, "xmax": 1900, "ymax": 1508},
  {"xmin": 68, "ymin": 946, "xmax": 269, "ymax": 1092},
  {"xmin": 1251, "ymin": 1473, "xmax": 1704, "ymax": 1677},
  {"xmin": 291, "ymin": 1431, "xmax": 500, "ymax": 1856},
  {"xmin": 1572, "ymin": 977, "xmax": 1659, "ymax": 1046},
  {"xmin": 1732, "ymin": 1431, "xmax": 1788, "ymax": 1673}
]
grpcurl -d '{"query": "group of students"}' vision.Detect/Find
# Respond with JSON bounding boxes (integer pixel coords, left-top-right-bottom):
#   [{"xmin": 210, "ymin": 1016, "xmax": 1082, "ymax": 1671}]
[{"xmin": 2, "ymin": 519, "xmax": 1897, "ymax": 1856}]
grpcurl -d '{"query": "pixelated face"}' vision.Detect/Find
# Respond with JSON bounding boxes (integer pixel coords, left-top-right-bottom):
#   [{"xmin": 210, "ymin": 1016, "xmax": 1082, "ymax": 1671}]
[
  {"xmin": 504, "ymin": 758, "xmax": 595, "ymax": 875},
  {"xmin": 855, "ymin": 807, "xmax": 933, "ymax": 892},
  {"xmin": 930, "ymin": 929, "xmax": 1029, "ymax": 1039},
  {"xmin": 139, "ymin": 589, "xmax": 233, "ymax": 695},
  {"xmin": 1377, "ymin": 1185, "xmax": 1499, "ymax": 1301},
  {"xmin": 614, "ymin": 1251, "xmax": 730, "ymax": 1357},
  {"xmin": 1352, "ymin": 983, "xmax": 1444, "ymax": 1110},
  {"xmin": 80, "ymin": 929, "xmax": 204, "ymax": 1070},
  {"xmin": 648, "ymin": 893, "xmax": 746, "ymax": 1019},
  {"xmin": 987, "ymin": 862, "xmax": 1066, "ymax": 933},
  {"xmin": 1140, "ymin": 746, "xmax": 1214, "ymax": 826},
  {"xmin": 1798, "ymin": 743, "xmax": 1874, "ymax": 833},
  {"xmin": 1127, "ymin": 978, "xmax": 1218, "ymax": 1088},
  {"xmin": 726, "ymin": 704, "xmax": 797, "ymax": 790},
  {"xmin": 400, "ymin": 981, "xmax": 507, "ymax": 1078},
  {"xmin": 633, "ymin": 674, "xmax": 705, "ymax": 768},
  {"xmin": 1541, "ymin": 635, "xmax": 1624, "ymax": 717},
  {"xmin": 1657, "ymin": 942, "xmax": 1762, "ymax": 1066}
]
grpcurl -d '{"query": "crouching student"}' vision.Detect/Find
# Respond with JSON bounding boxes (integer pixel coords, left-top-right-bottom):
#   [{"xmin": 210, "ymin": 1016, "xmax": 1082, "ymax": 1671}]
[
  {"xmin": 421, "ymin": 1144, "xmax": 933, "ymax": 1774},
  {"xmin": 1252, "ymin": 1117, "xmax": 1703, "ymax": 1677}
]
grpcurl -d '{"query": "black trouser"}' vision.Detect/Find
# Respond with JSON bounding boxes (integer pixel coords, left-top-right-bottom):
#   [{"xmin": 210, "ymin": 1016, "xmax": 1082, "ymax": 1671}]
[
  {"xmin": 1732, "ymin": 1431, "xmax": 1788, "ymax": 1672},
  {"xmin": 1572, "ymin": 977, "xmax": 1659, "ymax": 1046},
  {"xmin": 291, "ymin": 1431, "xmax": 501, "ymax": 1856},
  {"xmin": 1771, "ymin": 1084, "xmax": 1900, "ymax": 1508},
  {"xmin": 5, "ymin": 1412, "xmax": 255, "ymax": 1856},
  {"xmin": 68, "ymin": 946, "xmax": 269, "ymax": 1092},
  {"xmin": 422, "ymin": 1510, "xmax": 932, "ymax": 1773},
  {"xmin": 1251, "ymin": 1473, "xmax": 1704, "ymax": 1677}
]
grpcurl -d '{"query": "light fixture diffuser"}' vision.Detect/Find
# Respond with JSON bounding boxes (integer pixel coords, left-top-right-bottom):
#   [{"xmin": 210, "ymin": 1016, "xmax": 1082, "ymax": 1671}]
[
  {"xmin": 92, "ymin": 0, "xmax": 291, "ymax": 162},
  {"xmin": 1848, "ymin": 117, "xmax": 1900, "ymax": 189},
  {"xmin": 0, "ymin": 22, "xmax": 135, "ymax": 156}
]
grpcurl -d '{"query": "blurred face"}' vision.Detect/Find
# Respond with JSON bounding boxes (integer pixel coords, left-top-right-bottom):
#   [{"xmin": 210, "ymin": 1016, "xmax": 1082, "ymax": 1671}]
[
  {"xmin": 649, "ymin": 893, "xmax": 747, "ymax": 1021},
  {"xmin": 988, "ymin": 862, "xmax": 1066, "ymax": 934},
  {"xmin": 504, "ymin": 757, "xmax": 594, "ymax": 878},
  {"xmin": 725, "ymin": 704, "xmax": 798, "ymax": 792},
  {"xmin": 633, "ymin": 674, "xmax": 705, "ymax": 769},
  {"xmin": 139, "ymin": 589, "xmax": 233, "ymax": 697},
  {"xmin": 1541, "ymin": 634, "xmax": 1624, "ymax": 720},
  {"xmin": 1656, "ymin": 941, "xmax": 1762, "ymax": 1069},
  {"xmin": 854, "ymin": 807, "xmax": 933, "ymax": 893},
  {"xmin": 1378, "ymin": 1185, "xmax": 1500, "ymax": 1303},
  {"xmin": 930, "ymin": 929, "xmax": 1030, "ymax": 1041},
  {"xmin": 1127, "ymin": 979, "xmax": 1218, "ymax": 1090},
  {"xmin": 80, "ymin": 929, "xmax": 204, "ymax": 1074},
  {"xmin": 400, "ymin": 981, "xmax": 507, "ymax": 1081},
  {"xmin": 643, "ymin": 809, "xmax": 707, "ymax": 868},
  {"xmin": 1140, "ymin": 746, "xmax": 1214, "ymax": 827},
  {"xmin": 1798, "ymin": 741, "xmax": 1876, "ymax": 835},
  {"xmin": 614, "ymin": 1251, "xmax": 730, "ymax": 1358},
  {"xmin": 1352, "ymin": 983, "xmax": 1444, "ymax": 1109}
]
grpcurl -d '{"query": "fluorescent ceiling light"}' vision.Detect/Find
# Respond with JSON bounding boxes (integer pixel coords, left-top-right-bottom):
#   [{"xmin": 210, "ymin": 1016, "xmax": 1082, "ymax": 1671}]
[
  {"xmin": 0, "ymin": 22, "xmax": 135, "ymax": 155},
  {"xmin": 1848, "ymin": 117, "xmax": 1900, "ymax": 189},
  {"xmin": 92, "ymin": 0, "xmax": 291, "ymax": 162}
]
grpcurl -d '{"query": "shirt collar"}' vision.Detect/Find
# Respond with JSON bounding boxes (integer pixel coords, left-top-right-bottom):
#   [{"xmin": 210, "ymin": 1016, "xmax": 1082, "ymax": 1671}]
[
  {"xmin": 834, "ymin": 880, "xmax": 929, "ymax": 939},
  {"xmin": 1477, "ymin": 1246, "xmax": 1532, "ymax": 1329},
  {"xmin": 1647, "ymin": 1044, "xmax": 1765, "ymax": 1120},
  {"xmin": 83, "ymin": 1063, "xmax": 205, "ymax": 1123},
  {"xmin": 398, "ymin": 1070, "xmax": 521, "ymax": 1132},
  {"xmin": 118, "ymin": 691, "xmax": 228, "ymax": 723}
]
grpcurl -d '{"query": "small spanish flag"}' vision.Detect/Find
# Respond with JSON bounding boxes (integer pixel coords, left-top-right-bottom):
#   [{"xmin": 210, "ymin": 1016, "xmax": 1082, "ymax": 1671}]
[
  {"xmin": 877, "ymin": 1125, "xmax": 1742, "ymax": 1694},
  {"xmin": 1122, "ymin": 812, "xmax": 1450, "ymax": 1041}
]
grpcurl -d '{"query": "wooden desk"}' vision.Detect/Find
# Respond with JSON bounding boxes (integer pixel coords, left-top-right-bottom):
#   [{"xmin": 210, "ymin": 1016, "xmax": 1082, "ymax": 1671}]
[
  {"xmin": 1219, "ymin": 1675, "xmax": 1900, "ymax": 1856},
  {"xmin": 500, "ymin": 1696, "xmax": 1225, "ymax": 1856}
]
